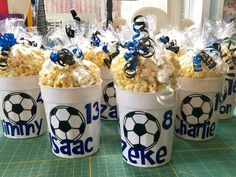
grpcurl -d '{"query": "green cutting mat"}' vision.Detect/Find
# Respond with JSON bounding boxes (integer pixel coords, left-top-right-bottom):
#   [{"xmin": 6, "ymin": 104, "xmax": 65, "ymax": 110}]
[{"xmin": 0, "ymin": 117, "xmax": 236, "ymax": 177}]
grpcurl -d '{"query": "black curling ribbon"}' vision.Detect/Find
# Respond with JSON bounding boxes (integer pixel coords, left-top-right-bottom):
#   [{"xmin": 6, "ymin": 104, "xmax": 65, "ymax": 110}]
[
  {"xmin": 50, "ymin": 48, "xmax": 76, "ymax": 67},
  {"xmin": 123, "ymin": 15, "xmax": 156, "ymax": 78}
]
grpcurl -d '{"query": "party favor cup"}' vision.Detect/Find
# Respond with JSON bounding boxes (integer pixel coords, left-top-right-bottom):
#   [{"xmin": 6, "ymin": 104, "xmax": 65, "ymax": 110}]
[
  {"xmin": 40, "ymin": 81, "xmax": 102, "ymax": 158},
  {"xmin": 0, "ymin": 76, "xmax": 47, "ymax": 139},
  {"xmin": 175, "ymin": 77, "xmax": 224, "ymax": 141},
  {"xmin": 116, "ymin": 87, "xmax": 177, "ymax": 167},
  {"xmin": 101, "ymin": 67, "xmax": 118, "ymax": 120},
  {"xmin": 218, "ymin": 76, "xmax": 236, "ymax": 120}
]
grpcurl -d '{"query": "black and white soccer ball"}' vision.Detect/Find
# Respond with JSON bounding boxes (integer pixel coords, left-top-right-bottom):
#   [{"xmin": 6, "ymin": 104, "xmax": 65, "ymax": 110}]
[
  {"xmin": 181, "ymin": 94, "xmax": 213, "ymax": 125},
  {"xmin": 123, "ymin": 111, "xmax": 161, "ymax": 151},
  {"xmin": 103, "ymin": 82, "xmax": 116, "ymax": 108},
  {"xmin": 2, "ymin": 92, "xmax": 37, "ymax": 125},
  {"xmin": 49, "ymin": 106, "xmax": 86, "ymax": 142}
]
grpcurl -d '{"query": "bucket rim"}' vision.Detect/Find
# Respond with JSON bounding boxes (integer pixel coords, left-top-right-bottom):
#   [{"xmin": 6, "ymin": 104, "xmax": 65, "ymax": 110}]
[
  {"xmin": 40, "ymin": 79, "xmax": 103, "ymax": 91},
  {"xmin": 0, "ymin": 75, "xmax": 38, "ymax": 80},
  {"xmin": 178, "ymin": 77, "xmax": 224, "ymax": 81},
  {"xmin": 115, "ymin": 85, "xmax": 179, "ymax": 95}
]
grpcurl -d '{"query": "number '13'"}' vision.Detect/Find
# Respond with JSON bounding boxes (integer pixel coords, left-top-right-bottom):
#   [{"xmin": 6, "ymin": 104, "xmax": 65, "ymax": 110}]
[{"xmin": 85, "ymin": 102, "xmax": 100, "ymax": 124}]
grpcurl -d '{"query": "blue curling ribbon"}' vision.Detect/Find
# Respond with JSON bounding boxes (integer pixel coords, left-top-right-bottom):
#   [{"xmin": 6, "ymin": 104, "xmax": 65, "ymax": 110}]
[
  {"xmin": 124, "ymin": 52, "xmax": 132, "ymax": 60},
  {"xmin": 72, "ymin": 48, "xmax": 83, "ymax": 58},
  {"xmin": 133, "ymin": 25, "xmax": 139, "ymax": 34},
  {"xmin": 123, "ymin": 38, "xmax": 142, "ymax": 72},
  {"xmin": 123, "ymin": 15, "xmax": 155, "ymax": 76},
  {"xmin": 124, "ymin": 41, "xmax": 137, "ymax": 70},
  {"xmin": 127, "ymin": 41, "xmax": 137, "ymax": 51},
  {"xmin": 132, "ymin": 16, "xmax": 147, "ymax": 34},
  {"xmin": 102, "ymin": 43, "xmax": 109, "ymax": 53},
  {"xmin": 129, "ymin": 61, "xmax": 137, "ymax": 70},
  {"xmin": 159, "ymin": 35, "xmax": 169, "ymax": 44},
  {"xmin": 138, "ymin": 42, "xmax": 148, "ymax": 53},
  {"xmin": 50, "ymin": 48, "xmax": 75, "ymax": 66},
  {"xmin": 132, "ymin": 31, "xmax": 141, "ymax": 41},
  {"xmin": 91, "ymin": 31, "xmax": 102, "ymax": 47},
  {"xmin": 50, "ymin": 51, "xmax": 58, "ymax": 62},
  {"xmin": 0, "ymin": 33, "xmax": 17, "ymax": 50},
  {"xmin": 72, "ymin": 48, "xmax": 77, "ymax": 55},
  {"xmin": 77, "ymin": 49, "xmax": 83, "ymax": 58},
  {"xmin": 91, "ymin": 37, "xmax": 100, "ymax": 47},
  {"xmin": 207, "ymin": 42, "xmax": 222, "ymax": 57},
  {"xmin": 193, "ymin": 54, "xmax": 202, "ymax": 72}
]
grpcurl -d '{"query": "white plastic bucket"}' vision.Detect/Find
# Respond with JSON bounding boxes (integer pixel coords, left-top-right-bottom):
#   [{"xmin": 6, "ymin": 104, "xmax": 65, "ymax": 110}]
[
  {"xmin": 116, "ymin": 87, "xmax": 177, "ymax": 167},
  {"xmin": 40, "ymin": 81, "xmax": 102, "ymax": 158},
  {"xmin": 218, "ymin": 77, "xmax": 236, "ymax": 120},
  {"xmin": 0, "ymin": 76, "xmax": 47, "ymax": 139},
  {"xmin": 100, "ymin": 68, "xmax": 118, "ymax": 120},
  {"xmin": 175, "ymin": 77, "xmax": 224, "ymax": 141}
]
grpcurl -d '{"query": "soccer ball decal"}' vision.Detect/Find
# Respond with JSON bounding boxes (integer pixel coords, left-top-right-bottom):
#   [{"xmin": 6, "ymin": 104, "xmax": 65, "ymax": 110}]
[
  {"xmin": 2, "ymin": 92, "xmax": 37, "ymax": 125},
  {"xmin": 181, "ymin": 94, "xmax": 213, "ymax": 125},
  {"xmin": 103, "ymin": 82, "xmax": 116, "ymax": 107},
  {"xmin": 123, "ymin": 111, "xmax": 161, "ymax": 151},
  {"xmin": 49, "ymin": 106, "xmax": 86, "ymax": 142}
]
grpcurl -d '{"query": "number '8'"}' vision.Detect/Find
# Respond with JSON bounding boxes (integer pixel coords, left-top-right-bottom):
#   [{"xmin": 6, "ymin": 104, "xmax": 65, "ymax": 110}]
[{"xmin": 162, "ymin": 110, "xmax": 172, "ymax": 129}]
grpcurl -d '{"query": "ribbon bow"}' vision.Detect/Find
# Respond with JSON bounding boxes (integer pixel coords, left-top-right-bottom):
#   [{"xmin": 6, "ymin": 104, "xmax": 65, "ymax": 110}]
[
  {"xmin": 71, "ymin": 47, "xmax": 83, "ymax": 59},
  {"xmin": 159, "ymin": 35, "xmax": 179, "ymax": 54},
  {"xmin": 0, "ymin": 33, "xmax": 17, "ymax": 70},
  {"xmin": 50, "ymin": 48, "xmax": 76, "ymax": 66},
  {"xmin": 65, "ymin": 25, "xmax": 75, "ymax": 38},
  {"xmin": 91, "ymin": 31, "xmax": 101, "ymax": 47},
  {"xmin": 221, "ymin": 39, "xmax": 236, "ymax": 64},
  {"xmin": 192, "ymin": 50, "xmax": 217, "ymax": 72},
  {"xmin": 206, "ymin": 42, "xmax": 222, "ymax": 56},
  {"xmin": 0, "ymin": 33, "xmax": 17, "ymax": 51},
  {"xmin": 192, "ymin": 54, "xmax": 203, "ymax": 72},
  {"xmin": 103, "ymin": 43, "xmax": 121, "ymax": 68},
  {"xmin": 123, "ymin": 16, "xmax": 156, "ymax": 78}
]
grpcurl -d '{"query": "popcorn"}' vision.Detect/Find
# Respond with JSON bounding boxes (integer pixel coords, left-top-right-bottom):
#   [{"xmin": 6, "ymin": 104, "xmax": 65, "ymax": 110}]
[
  {"xmin": 177, "ymin": 48, "xmax": 186, "ymax": 57},
  {"xmin": 176, "ymin": 20, "xmax": 233, "ymax": 79},
  {"xmin": 79, "ymin": 22, "xmax": 121, "ymax": 68},
  {"xmin": 39, "ymin": 57, "xmax": 101, "ymax": 88},
  {"xmin": 83, "ymin": 33, "xmax": 119, "ymax": 68},
  {"xmin": 0, "ymin": 44, "xmax": 45, "ymax": 77},
  {"xmin": 84, "ymin": 47, "xmax": 109, "ymax": 68},
  {"xmin": 178, "ymin": 50, "xmax": 226, "ymax": 79},
  {"xmin": 110, "ymin": 15, "xmax": 183, "ymax": 93},
  {"xmin": 111, "ymin": 52, "xmax": 180, "ymax": 93}
]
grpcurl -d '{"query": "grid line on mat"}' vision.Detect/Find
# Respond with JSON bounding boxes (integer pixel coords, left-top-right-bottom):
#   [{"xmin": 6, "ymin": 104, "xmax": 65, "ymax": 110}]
[{"xmin": 0, "ymin": 118, "xmax": 236, "ymax": 177}]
